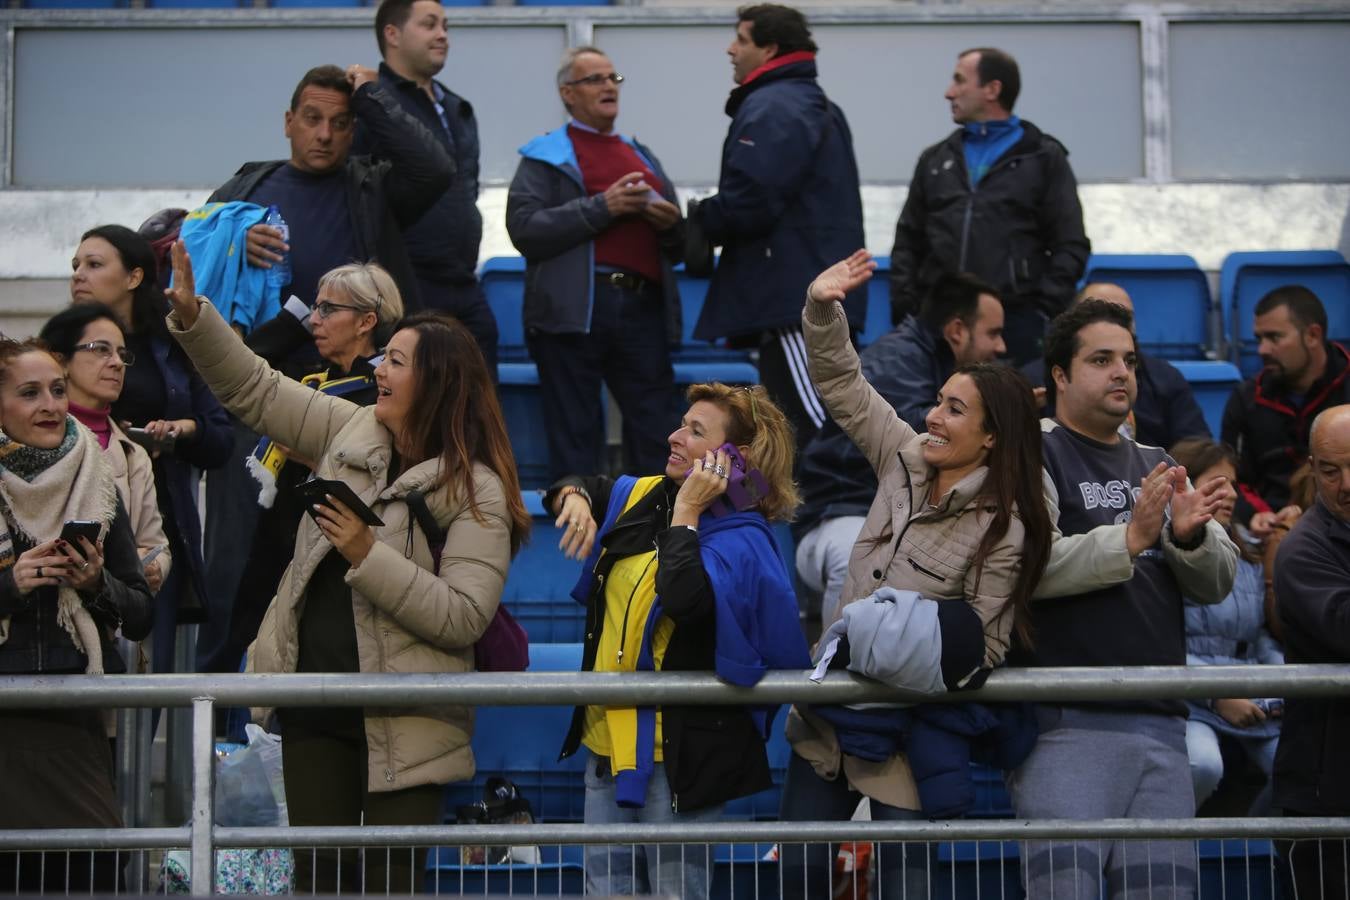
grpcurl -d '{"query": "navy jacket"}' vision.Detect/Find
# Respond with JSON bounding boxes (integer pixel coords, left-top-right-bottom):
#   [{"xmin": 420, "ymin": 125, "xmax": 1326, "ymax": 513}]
[
  {"xmin": 694, "ymin": 58, "xmax": 866, "ymax": 341},
  {"xmin": 794, "ymin": 317, "xmax": 953, "ymax": 540},
  {"xmin": 209, "ymin": 81, "xmax": 454, "ymax": 315},
  {"xmin": 1022, "ymin": 351, "xmax": 1212, "ymax": 449},
  {"xmin": 1272, "ymin": 499, "xmax": 1350, "ymax": 814},
  {"xmin": 890, "ymin": 120, "xmax": 1089, "ymax": 324},
  {"xmin": 353, "ymin": 64, "xmax": 481, "ymax": 285},
  {"xmin": 506, "ymin": 125, "xmax": 683, "ymax": 342}
]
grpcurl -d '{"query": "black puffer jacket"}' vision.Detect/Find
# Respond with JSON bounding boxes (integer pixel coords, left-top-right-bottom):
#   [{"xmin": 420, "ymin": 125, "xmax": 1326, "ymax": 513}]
[
  {"xmin": 1221, "ymin": 342, "xmax": 1350, "ymax": 512},
  {"xmin": 0, "ymin": 501, "xmax": 153, "ymax": 674},
  {"xmin": 889, "ymin": 120, "xmax": 1089, "ymax": 324},
  {"xmin": 208, "ymin": 81, "xmax": 454, "ymax": 315}
]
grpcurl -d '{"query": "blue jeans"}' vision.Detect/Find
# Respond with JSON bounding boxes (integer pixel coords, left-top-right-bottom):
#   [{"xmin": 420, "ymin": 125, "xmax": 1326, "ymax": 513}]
[
  {"xmin": 778, "ymin": 752, "xmax": 932, "ymax": 899},
  {"xmin": 582, "ymin": 753, "xmax": 722, "ymax": 899}
]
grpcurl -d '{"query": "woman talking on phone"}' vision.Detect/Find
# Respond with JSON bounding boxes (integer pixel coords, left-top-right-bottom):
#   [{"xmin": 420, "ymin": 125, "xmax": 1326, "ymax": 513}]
[
  {"xmin": 778, "ymin": 251, "xmax": 1054, "ymax": 899},
  {"xmin": 162, "ymin": 241, "xmax": 530, "ymax": 894},
  {"xmin": 547, "ymin": 382, "xmax": 810, "ymax": 900},
  {"xmin": 0, "ymin": 337, "xmax": 153, "ymax": 893}
]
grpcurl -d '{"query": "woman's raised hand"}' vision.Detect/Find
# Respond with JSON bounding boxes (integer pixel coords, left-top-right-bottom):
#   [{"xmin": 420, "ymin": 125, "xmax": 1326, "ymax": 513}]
[
  {"xmin": 807, "ymin": 249, "xmax": 876, "ymax": 304},
  {"xmin": 164, "ymin": 240, "xmax": 201, "ymax": 330}
]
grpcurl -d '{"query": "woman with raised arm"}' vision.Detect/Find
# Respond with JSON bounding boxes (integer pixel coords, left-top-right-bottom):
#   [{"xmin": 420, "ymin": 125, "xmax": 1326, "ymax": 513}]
[
  {"xmin": 162, "ymin": 242, "xmax": 529, "ymax": 894},
  {"xmin": 545, "ymin": 382, "xmax": 810, "ymax": 900},
  {"xmin": 779, "ymin": 250, "xmax": 1054, "ymax": 899},
  {"xmin": 0, "ymin": 338, "xmax": 153, "ymax": 893}
]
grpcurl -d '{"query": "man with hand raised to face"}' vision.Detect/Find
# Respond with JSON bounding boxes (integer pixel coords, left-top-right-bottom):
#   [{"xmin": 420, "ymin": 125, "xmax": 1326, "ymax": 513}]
[
  {"xmin": 1006, "ymin": 299, "xmax": 1238, "ymax": 899},
  {"xmin": 507, "ymin": 46, "xmax": 685, "ymax": 482}
]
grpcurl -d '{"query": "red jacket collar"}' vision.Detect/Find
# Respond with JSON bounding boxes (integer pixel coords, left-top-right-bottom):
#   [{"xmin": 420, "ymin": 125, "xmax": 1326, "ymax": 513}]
[{"xmin": 741, "ymin": 50, "xmax": 816, "ymax": 87}]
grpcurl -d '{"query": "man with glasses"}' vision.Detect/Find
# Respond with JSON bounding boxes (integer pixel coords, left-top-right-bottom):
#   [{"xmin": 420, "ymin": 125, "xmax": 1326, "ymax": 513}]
[
  {"xmin": 354, "ymin": 0, "xmax": 497, "ymax": 373},
  {"xmin": 687, "ymin": 3, "xmax": 865, "ymax": 455},
  {"xmin": 507, "ymin": 46, "xmax": 685, "ymax": 480}
]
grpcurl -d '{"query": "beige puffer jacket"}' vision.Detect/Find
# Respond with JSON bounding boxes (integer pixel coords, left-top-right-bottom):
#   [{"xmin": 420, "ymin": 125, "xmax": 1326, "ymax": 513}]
[
  {"xmin": 786, "ymin": 298, "xmax": 1028, "ymax": 809},
  {"xmin": 171, "ymin": 301, "xmax": 511, "ymax": 793}
]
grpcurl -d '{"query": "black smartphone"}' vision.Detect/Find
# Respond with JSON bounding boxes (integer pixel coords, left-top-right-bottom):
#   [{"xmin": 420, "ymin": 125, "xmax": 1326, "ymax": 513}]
[
  {"xmin": 59, "ymin": 520, "xmax": 102, "ymax": 558},
  {"xmin": 126, "ymin": 426, "xmax": 175, "ymax": 453},
  {"xmin": 296, "ymin": 478, "xmax": 385, "ymax": 527}
]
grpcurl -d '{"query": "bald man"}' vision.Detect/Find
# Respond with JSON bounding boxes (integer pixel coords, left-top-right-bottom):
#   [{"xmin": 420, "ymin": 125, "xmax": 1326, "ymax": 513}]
[
  {"xmin": 1021, "ymin": 282, "xmax": 1211, "ymax": 448},
  {"xmin": 1271, "ymin": 404, "xmax": 1350, "ymax": 898}
]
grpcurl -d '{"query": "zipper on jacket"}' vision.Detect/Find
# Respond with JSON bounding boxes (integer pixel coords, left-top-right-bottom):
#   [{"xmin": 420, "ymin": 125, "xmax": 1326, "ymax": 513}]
[
  {"xmin": 372, "ymin": 608, "xmax": 397, "ymax": 784},
  {"xmin": 909, "ymin": 557, "xmax": 945, "ymax": 581},
  {"xmin": 616, "ymin": 555, "xmax": 658, "ymax": 665}
]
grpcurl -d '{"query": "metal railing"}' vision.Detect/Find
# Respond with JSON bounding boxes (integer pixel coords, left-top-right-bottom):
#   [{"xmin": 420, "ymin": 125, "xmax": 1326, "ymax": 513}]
[{"xmin": 2, "ymin": 664, "xmax": 1348, "ymax": 896}]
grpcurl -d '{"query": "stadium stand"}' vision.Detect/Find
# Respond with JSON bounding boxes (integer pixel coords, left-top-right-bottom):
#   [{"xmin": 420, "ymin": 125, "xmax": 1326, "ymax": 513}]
[{"xmin": 1081, "ymin": 253, "xmax": 1216, "ymax": 360}]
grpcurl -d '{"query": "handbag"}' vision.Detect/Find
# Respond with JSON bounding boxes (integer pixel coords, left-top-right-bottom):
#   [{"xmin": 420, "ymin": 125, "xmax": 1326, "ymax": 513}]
[
  {"xmin": 683, "ymin": 198, "xmax": 715, "ymax": 278},
  {"xmin": 405, "ymin": 490, "xmax": 529, "ymax": 672}
]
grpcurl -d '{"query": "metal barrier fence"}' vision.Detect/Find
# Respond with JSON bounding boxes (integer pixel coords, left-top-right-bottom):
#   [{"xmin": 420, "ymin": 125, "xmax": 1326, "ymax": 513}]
[{"xmin": 2, "ymin": 665, "xmax": 1349, "ymax": 897}]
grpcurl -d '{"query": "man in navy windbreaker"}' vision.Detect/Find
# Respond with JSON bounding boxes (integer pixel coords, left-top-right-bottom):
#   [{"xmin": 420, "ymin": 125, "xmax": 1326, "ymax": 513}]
[{"xmin": 690, "ymin": 5, "xmax": 865, "ymax": 454}]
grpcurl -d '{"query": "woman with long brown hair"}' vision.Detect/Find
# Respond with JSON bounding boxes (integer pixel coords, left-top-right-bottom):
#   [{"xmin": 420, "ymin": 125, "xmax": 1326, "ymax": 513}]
[
  {"xmin": 162, "ymin": 241, "xmax": 529, "ymax": 893},
  {"xmin": 779, "ymin": 250, "xmax": 1053, "ymax": 899}
]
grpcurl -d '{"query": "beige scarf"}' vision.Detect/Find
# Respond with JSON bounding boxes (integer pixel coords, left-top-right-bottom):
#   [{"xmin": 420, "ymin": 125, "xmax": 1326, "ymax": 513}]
[{"xmin": 0, "ymin": 417, "xmax": 118, "ymax": 674}]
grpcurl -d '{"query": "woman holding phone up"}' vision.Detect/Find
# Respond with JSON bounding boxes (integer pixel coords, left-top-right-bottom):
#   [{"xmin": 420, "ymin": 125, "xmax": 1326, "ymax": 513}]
[
  {"xmin": 547, "ymin": 382, "xmax": 811, "ymax": 900},
  {"xmin": 163, "ymin": 242, "xmax": 530, "ymax": 894},
  {"xmin": 0, "ymin": 337, "xmax": 153, "ymax": 892}
]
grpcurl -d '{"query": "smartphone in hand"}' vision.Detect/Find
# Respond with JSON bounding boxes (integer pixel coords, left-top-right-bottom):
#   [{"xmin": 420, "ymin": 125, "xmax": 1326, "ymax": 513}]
[
  {"xmin": 59, "ymin": 520, "xmax": 102, "ymax": 558},
  {"xmin": 126, "ymin": 426, "xmax": 175, "ymax": 453}
]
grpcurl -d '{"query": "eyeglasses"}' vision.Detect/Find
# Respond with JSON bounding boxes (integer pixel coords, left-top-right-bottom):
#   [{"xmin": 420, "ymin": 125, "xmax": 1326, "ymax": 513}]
[
  {"xmin": 314, "ymin": 301, "xmax": 365, "ymax": 320},
  {"xmin": 74, "ymin": 340, "xmax": 134, "ymax": 366},
  {"xmin": 565, "ymin": 73, "xmax": 625, "ymax": 87}
]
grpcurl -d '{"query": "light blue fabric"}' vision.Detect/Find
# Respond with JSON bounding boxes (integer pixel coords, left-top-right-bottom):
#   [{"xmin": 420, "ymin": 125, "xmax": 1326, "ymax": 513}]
[
  {"xmin": 962, "ymin": 115, "xmax": 1023, "ymax": 186},
  {"xmin": 177, "ymin": 202, "xmax": 272, "ymax": 332},
  {"xmin": 582, "ymin": 754, "xmax": 720, "ymax": 900},
  {"xmin": 814, "ymin": 586, "xmax": 945, "ymax": 696}
]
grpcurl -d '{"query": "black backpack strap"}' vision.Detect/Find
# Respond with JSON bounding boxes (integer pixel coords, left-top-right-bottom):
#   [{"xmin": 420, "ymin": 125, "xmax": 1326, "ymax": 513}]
[{"xmin": 405, "ymin": 489, "xmax": 446, "ymax": 546}]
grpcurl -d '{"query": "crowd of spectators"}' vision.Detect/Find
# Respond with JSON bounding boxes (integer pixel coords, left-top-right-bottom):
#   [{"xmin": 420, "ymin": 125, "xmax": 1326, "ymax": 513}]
[{"xmin": 0, "ymin": 2, "xmax": 1345, "ymax": 898}]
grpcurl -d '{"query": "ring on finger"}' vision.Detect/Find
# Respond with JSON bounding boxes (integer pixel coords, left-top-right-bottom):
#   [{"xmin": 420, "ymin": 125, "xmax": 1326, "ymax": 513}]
[
  {"xmin": 36, "ymin": 566, "xmax": 43, "ymax": 579},
  {"xmin": 713, "ymin": 464, "xmax": 726, "ymax": 477}
]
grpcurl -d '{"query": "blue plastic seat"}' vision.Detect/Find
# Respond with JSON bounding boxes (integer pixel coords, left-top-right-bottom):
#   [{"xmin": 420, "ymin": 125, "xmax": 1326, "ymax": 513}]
[
  {"xmin": 676, "ymin": 263, "xmax": 755, "ymax": 365},
  {"xmin": 501, "ymin": 492, "xmax": 585, "ymax": 643},
  {"xmin": 1172, "ymin": 361, "xmax": 1242, "ymax": 438},
  {"xmin": 860, "ymin": 255, "xmax": 894, "ymax": 347},
  {"xmin": 673, "ymin": 361, "xmax": 759, "ymax": 386},
  {"xmin": 22, "ymin": 0, "xmax": 122, "ymax": 7},
  {"xmin": 481, "ymin": 257, "xmax": 528, "ymax": 363},
  {"xmin": 1082, "ymin": 254, "xmax": 1215, "ymax": 360},
  {"xmin": 498, "ymin": 363, "xmax": 550, "ymax": 490},
  {"xmin": 1220, "ymin": 250, "xmax": 1350, "ymax": 375},
  {"xmin": 147, "ymin": 0, "xmax": 241, "ymax": 6}
]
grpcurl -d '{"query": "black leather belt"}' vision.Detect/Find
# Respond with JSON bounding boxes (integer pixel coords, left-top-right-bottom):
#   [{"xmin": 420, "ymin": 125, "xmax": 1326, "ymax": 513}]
[{"xmin": 599, "ymin": 270, "xmax": 655, "ymax": 294}]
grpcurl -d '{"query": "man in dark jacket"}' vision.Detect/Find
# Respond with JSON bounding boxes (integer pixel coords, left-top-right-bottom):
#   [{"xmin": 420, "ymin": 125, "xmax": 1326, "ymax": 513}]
[
  {"xmin": 198, "ymin": 63, "xmax": 451, "ymax": 681},
  {"xmin": 354, "ymin": 0, "xmax": 497, "ymax": 371},
  {"xmin": 689, "ymin": 4, "xmax": 865, "ymax": 452},
  {"xmin": 1222, "ymin": 285, "xmax": 1350, "ymax": 535},
  {"xmin": 890, "ymin": 47, "xmax": 1090, "ymax": 367},
  {"xmin": 1272, "ymin": 404, "xmax": 1350, "ymax": 899},
  {"xmin": 1022, "ymin": 282, "xmax": 1212, "ymax": 448},
  {"xmin": 506, "ymin": 47, "xmax": 684, "ymax": 480},
  {"xmin": 794, "ymin": 273, "xmax": 1005, "ymax": 625}
]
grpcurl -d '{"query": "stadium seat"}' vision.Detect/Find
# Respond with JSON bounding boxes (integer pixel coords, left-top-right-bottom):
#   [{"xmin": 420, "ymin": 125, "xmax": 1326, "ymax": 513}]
[
  {"xmin": 1220, "ymin": 250, "xmax": 1350, "ymax": 375},
  {"xmin": 675, "ymin": 263, "xmax": 757, "ymax": 366},
  {"xmin": 1173, "ymin": 361, "xmax": 1242, "ymax": 438},
  {"xmin": 22, "ymin": 0, "xmax": 123, "ymax": 7},
  {"xmin": 147, "ymin": 0, "xmax": 243, "ymax": 7},
  {"xmin": 498, "ymin": 363, "xmax": 550, "ymax": 490},
  {"xmin": 1082, "ymin": 254, "xmax": 1215, "ymax": 360},
  {"xmin": 481, "ymin": 256, "xmax": 528, "ymax": 363},
  {"xmin": 861, "ymin": 254, "xmax": 893, "ymax": 347},
  {"xmin": 502, "ymin": 492, "xmax": 585, "ymax": 643},
  {"xmin": 673, "ymin": 361, "xmax": 759, "ymax": 386}
]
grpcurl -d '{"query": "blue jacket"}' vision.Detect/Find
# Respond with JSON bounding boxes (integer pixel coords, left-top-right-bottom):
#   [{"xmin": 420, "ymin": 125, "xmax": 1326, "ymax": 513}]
[
  {"xmin": 794, "ymin": 316, "xmax": 953, "ymax": 539},
  {"xmin": 506, "ymin": 126, "xmax": 684, "ymax": 342},
  {"xmin": 559, "ymin": 474, "xmax": 809, "ymax": 811},
  {"xmin": 144, "ymin": 334, "xmax": 233, "ymax": 619},
  {"xmin": 178, "ymin": 201, "xmax": 271, "ymax": 332},
  {"xmin": 694, "ymin": 57, "xmax": 866, "ymax": 341}
]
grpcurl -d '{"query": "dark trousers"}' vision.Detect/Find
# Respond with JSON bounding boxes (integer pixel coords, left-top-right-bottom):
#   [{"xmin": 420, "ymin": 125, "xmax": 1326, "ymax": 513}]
[
  {"xmin": 282, "ymin": 721, "xmax": 444, "ymax": 894},
  {"xmin": 0, "ymin": 711, "xmax": 124, "ymax": 893},
  {"xmin": 1278, "ymin": 810, "xmax": 1350, "ymax": 900},
  {"xmin": 1001, "ymin": 305, "xmax": 1051, "ymax": 369},
  {"xmin": 417, "ymin": 275, "xmax": 499, "ymax": 376},
  {"xmin": 526, "ymin": 280, "xmax": 677, "ymax": 480},
  {"xmin": 758, "ymin": 326, "xmax": 827, "ymax": 456},
  {"xmin": 777, "ymin": 753, "xmax": 930, "ymax": 899}
]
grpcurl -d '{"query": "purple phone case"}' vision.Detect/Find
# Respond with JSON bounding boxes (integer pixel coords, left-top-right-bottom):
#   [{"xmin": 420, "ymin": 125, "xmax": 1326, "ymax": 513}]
[{"xmin": 686, "ymin": 443, "xmax": 769, "ymax": 517}]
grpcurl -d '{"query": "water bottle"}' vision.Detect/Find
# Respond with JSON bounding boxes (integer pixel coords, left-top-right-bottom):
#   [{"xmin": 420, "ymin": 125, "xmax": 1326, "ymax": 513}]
[{"xmin": 263, "ymin": 205, "xmax": 291, "ymax": 293}]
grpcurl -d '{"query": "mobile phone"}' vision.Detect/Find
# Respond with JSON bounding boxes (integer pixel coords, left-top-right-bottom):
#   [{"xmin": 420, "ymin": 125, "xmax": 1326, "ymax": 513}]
[
  {"xmin": 141, "ymin": 544, "xmax": 167, "ymax": 566},
  {"xmin": 60, "ymin": 520, "xmax": 102, "ymax": 558},
  {"xmin": 127, "ymin": 426, "xmax": 175, "ymax": 453},
  {"xmin": 296, "ymin": 478, "xmax": 385, "ymax": 527},
  {"xmin": 685, "ymin": 443, "xmax": 770, "ymax": 516}
]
